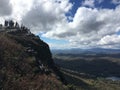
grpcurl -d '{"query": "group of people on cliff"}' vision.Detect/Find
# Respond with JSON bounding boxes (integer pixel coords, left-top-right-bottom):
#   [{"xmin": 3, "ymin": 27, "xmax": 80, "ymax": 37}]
[
  {"xmin": 4, "ymin": 20, "xmax": 27, "ymax": 30},
  {"xmin": 4, "ymin": 20, "xmax": 19, "ymax": 29},
  {"xmin": 0, "ymin": 20, "xmax": 29, "ymax": 32}
]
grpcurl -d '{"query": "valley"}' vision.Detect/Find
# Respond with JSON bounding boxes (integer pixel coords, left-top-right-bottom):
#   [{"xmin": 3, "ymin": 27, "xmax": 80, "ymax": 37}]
[{"xmin": 53, "ymin": 52, "xmax": 120, "ymax": 90}]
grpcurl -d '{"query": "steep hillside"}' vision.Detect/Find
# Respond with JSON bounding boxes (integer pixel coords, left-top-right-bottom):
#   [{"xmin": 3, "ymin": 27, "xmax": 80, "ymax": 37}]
[{"xmin": 0, "ymin": 28, "xmax": 67, "ymax": 90}]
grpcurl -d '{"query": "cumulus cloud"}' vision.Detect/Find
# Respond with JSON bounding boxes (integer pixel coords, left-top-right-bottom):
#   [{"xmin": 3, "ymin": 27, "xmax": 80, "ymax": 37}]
[
  {"xmin": 22, "ymin": 0, "xmax": 72, "ymax": 33},
  {"xmin": 0, "ymin": 0, "xmax": 33, "ymax": 23},
  {"xmin": 81, "ymin": 0, "xmax": 104, "ymax": 8},
  {"xmin": 81, "ymin": 0, "xmax": 95, "ymax": 8},
  {"xmin": 43, "ymin": 5, "xmax": 120, "ymax": 48},
  {"xmin": 10, "ymin": 0, "xmax": 33, "ymax": 21},
  {"xmin": 0, "ymin": 0, "xmax": 12, "ymax": 16},
  {"xmin": 98, "ymin": 35, "xmax": 120, "ymax": 45},
  {"xmin": 20, "ymin": 1, "xmax": 120, "ymax": 49},
  {"xmin": 97, "ymin": 35, "xmax": 120, "ymax": 48},
  {"xmin": 112, "ymin": 0, "xmax": 120, "ymax": 4},
  {"xmin": 97, "ymin": 0, "xmax": 104, "ymax": 4}
]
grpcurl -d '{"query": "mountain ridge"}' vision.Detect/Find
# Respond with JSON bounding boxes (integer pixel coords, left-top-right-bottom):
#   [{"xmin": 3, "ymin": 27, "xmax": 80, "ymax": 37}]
[
  {"xmin": 0, "ymin": 25, "xmax": 67, "ymax": 90},
  {"xmin": 52, "ymin": 48, "xmax": 120, "ymax": 54}
]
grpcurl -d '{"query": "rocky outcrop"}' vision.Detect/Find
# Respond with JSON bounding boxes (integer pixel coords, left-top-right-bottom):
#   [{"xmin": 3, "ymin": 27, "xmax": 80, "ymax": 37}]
[{"xmin": 0, "ymin": 28, "xmax": 66, "ymax": 90}]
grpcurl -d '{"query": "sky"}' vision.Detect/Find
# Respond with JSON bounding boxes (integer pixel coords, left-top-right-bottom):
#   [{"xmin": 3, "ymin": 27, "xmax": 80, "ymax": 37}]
[{"xmin": 0, "ymin": 0, "xmax": 120, "ymax": 49}]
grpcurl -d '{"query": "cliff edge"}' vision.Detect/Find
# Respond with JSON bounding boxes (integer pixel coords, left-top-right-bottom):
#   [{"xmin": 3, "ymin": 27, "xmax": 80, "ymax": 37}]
[{"xmin": 0, "ymin": 27, "xmax": 67, "ymax": 90}]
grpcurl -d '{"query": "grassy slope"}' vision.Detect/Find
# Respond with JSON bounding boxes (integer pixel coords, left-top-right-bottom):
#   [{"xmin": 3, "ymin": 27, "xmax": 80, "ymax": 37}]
[{"xmin": 61, "ymin": 68, "xmax": 120, "ymax": 90}]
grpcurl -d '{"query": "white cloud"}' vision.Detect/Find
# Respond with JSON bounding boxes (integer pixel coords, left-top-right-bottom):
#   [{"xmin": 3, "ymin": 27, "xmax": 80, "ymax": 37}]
[
  {"xmin": 43, "ymin": 5, "xmax": 120, "ymax": 48},
  {"xmin": 98, "ymin": 0, "xmax": 104, "ymax": 4},
  {"xmin": 82, "ymin": 0, "xmax": 95, "ymax": 8},
  {"xmin": 22, "ymin": 0, "xmax": 72, "ymax": 33},
  {"xmin": 0, "ymin": 0, "xmax": 33, "ymax": 23},
  {"xmin": 0, "ymin": 0, "xmax": 13, "ymax": 24},
  {"xmin": 0, "ymin": 0, "xmax": 12, "ymax": 16},
  {"xmin": 97, "ymin": 35, "xmax": 120, "ymax": 48},
  {"xmin": 112, "ymin": 0, "xmax": 120, "ymax": 4},
  {"xmin": 98, "ymin": 35, "xmax": 120, "ymax": 45},
  {"xmin": 10, "ymin": 0, "xmax": 33, "ymax": 21}
]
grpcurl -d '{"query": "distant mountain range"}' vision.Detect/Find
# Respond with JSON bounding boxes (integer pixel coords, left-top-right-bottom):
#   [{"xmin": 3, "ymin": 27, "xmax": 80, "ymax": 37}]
[{"xmin": 52, "ymin": 48, "xmax": 120, "ymax": 54}]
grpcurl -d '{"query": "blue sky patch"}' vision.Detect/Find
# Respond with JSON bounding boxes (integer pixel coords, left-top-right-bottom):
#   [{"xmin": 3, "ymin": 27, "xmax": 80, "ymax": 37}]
[{"xmin": 40, "ymin": 36, "xmax": 69, "ymax": 45}]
